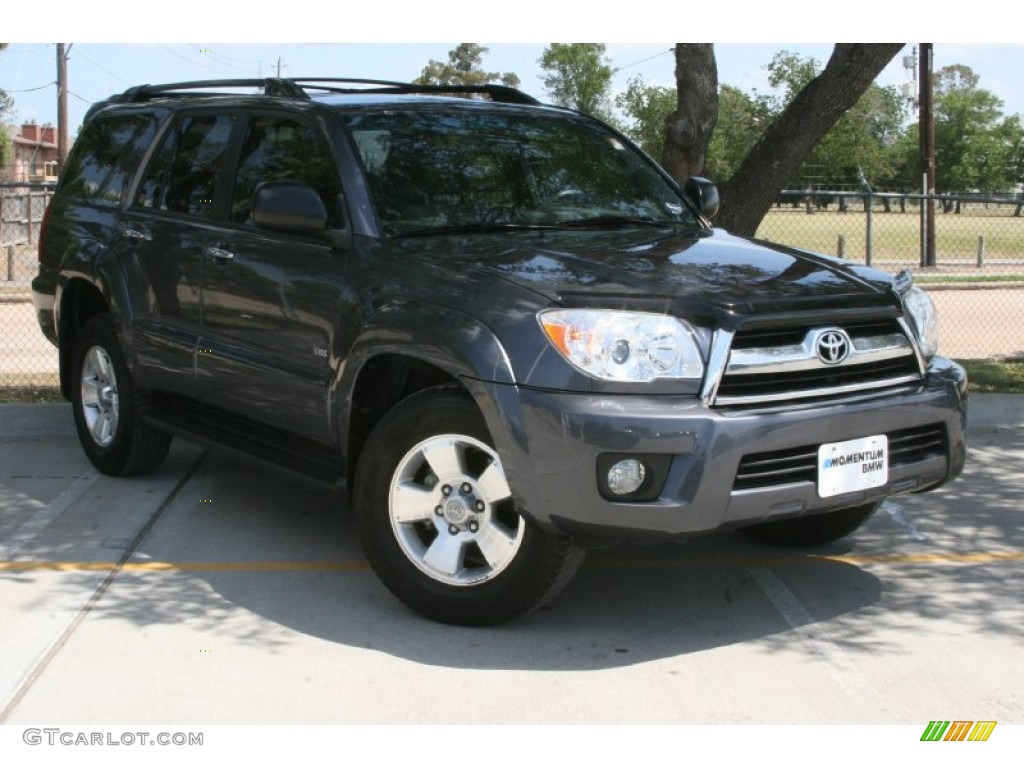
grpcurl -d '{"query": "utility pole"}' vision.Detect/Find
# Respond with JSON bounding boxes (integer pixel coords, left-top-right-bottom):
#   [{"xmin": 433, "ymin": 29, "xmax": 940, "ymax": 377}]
[
  {"xmin": 56, "ymin": 43, "xmax": 70, "ymax": 174},
  {"xmin": 919, "ymin": 43, "xmax": 936, "ymax": 268},
  {"xmin": 275, "ymin": 57, "xmax": 286, "ymax": 78}
]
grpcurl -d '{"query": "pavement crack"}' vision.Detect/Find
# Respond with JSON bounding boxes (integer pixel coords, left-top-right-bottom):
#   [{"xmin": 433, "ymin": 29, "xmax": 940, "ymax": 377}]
[{"xmin": 0, "ymin": 450, "xmax": 207, "ymax": 723}]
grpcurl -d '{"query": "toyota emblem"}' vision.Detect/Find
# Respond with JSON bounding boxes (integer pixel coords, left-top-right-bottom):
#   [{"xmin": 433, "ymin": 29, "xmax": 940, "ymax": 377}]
[{"xmin": 815, "ymin": 329, "xmax": 852, "ymax": 365}]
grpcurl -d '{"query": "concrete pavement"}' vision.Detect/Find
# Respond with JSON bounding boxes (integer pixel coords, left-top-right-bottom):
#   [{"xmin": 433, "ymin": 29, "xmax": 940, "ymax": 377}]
[{"xmin": 0, "ymin": 399, "xmax": 1021, "ymax": 725}]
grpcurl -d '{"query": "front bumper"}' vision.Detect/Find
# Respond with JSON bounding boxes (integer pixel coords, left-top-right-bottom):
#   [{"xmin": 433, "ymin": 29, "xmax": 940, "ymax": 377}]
[{"xmin": 479, "ymin": 357, "xmax": 967, "ymax": 541}]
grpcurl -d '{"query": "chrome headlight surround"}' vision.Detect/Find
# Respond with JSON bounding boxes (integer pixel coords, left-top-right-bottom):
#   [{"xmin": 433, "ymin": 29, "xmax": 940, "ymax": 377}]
[
  {"xmin": 538, "ymin": 309, "xmax": 705, "ymax": 383},
  {"xmin": 895, "ymin": 270, "xmax": 939, "ymax": 359}
]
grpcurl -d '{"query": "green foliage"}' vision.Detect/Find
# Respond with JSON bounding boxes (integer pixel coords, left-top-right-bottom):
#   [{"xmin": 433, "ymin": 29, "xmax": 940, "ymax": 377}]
[
  {"xmin": 759, "ymin": 51, "xmax": 907, "ymax": 188},
  {"xmin": 0, "ymin": 43, "xmax": 13, "ymax": 170},
  {"xmin": 934, "ymin": 65, "xmax": 1020, "ymax": 192},
  {"xmin": 890, "ymin": 64, "xmax": 1023, "ymax": 193},
  {"xmin": 614, "ymin": 77, "xmax": 674, "ymax": 160},
  {"xmin": 958, "ymin": 359, "xmax": 1024, "ymax": 393},
  {"xmin": 705, "ymin": 85, "xmax": 769, "ymax": 182},
  {"xmin": 414, "ymin": 44, "xmax": 520, "ymax": 88},
  {"xmin": 538, "ymin": 44, "xmax": 615, "ymax": 121}
]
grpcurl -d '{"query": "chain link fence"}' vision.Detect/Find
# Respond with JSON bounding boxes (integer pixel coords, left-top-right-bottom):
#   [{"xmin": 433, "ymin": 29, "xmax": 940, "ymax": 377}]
[
  {"xmin": 1, "ymin": 183, "xmax": 59, "ymax": 389},
  {"xmin": 1, "ymin": 187, "xmax": 1021, "ymax": 392},
  {"xmin": 756, "ymin": 190, "xmax": 1024, "ymax": 363}
]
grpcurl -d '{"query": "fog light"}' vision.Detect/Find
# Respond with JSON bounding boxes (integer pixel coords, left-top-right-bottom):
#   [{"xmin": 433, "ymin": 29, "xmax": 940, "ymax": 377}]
[{"xmin": 607, "ymin": 459, "xmax": 646, "ymax": 496}]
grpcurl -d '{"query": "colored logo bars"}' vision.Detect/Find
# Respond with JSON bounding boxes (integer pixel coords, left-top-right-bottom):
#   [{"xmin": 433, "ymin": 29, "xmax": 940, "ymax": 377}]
[{"xmin": 920, "ymin": 721, "xmax": 997, "ymax": 742}]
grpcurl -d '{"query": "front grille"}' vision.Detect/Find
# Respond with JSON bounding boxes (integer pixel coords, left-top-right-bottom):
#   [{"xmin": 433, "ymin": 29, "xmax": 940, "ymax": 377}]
[
  {"xmin": 716, "ymin": 356, "xmax": 921, "ymax": 401},
  {"xmin": 713, "ymin": 318, "xmax": 922, "ymax": 407},
  {"xmin": 733, "ymin": 422, "xmax": 948, "ymax": 491}
]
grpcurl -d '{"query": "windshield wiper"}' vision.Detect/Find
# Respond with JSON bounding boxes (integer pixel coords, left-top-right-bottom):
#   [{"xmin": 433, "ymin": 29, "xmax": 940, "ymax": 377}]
[
  {"xmin": 554, "ymin": 215, "xmax": 683, "ymax": 229},
  {"xmin": 393, "ymin": 222, "xmax": 558, "ymax": 238}
]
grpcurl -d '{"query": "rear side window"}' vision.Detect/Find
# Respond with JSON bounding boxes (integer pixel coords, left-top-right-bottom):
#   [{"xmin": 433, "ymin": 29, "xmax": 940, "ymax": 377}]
[
  {"xmin": 134, "ymin": 114, "xmax": 234, "ymax": 218},
  {"xmin": 60, "ymin": 112, "xmax": 157, "ymax": 205}
]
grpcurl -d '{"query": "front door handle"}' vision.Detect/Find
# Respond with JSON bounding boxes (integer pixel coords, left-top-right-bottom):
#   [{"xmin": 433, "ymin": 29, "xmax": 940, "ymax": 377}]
[
  {"xmin": 203, "ymin": 246, "xmax": 234, "ymax": 263},
  {"xmin": 121, "ymin": 223, "xmax": 152, "ymax": 241}
]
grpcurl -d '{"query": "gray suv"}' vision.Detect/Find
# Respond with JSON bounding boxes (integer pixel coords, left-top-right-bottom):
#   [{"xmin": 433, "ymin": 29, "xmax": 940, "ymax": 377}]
[{"xmin": 33, "ymin": 78, "xmax": 968, "ymax": 625}]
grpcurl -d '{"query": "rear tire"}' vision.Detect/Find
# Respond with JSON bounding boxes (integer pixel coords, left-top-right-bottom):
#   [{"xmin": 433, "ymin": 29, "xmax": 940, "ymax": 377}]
[
  {"xmin": 738, "ymin": 503, "xmax": 879, "ymax": 547},
  {"xmin": 71, "ymin": 316, "xmax": 171, "ymax": 476},
  {"xmin": 354, "ymin": 386, "xmax": 585, "ymax": 626}
]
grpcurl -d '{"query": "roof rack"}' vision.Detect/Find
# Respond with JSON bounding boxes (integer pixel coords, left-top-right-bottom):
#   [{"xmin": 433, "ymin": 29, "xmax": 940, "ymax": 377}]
[{"xmin": 108, "ymin": 78, "xmax": 541, "ymax": 106}]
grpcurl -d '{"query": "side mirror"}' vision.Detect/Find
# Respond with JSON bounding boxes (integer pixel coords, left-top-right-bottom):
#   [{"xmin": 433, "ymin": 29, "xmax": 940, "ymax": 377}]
[
  {"xmin": 684, "ymin": 176, "xmax": 720, "ymax": 220},
  {"xmin": 252, "ymin": 181, "xmax": 328, "ymax": 232}
]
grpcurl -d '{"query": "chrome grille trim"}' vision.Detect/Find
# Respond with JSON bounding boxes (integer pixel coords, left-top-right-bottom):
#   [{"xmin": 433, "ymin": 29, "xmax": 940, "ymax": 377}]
[
  {"xmin": 714, "ymin": 374, "xmax": 922, "ymax": 406},
  {"xmin": 726, "ymin": 332, "xmax": 914, "ymax": 376},
  {"xmin": 711, "ymin": 319, "xmax": 923, "ymax": 408}
]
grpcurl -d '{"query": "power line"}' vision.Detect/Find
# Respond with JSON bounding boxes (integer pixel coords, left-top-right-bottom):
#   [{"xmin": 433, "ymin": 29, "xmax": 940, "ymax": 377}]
[
  {"xmin": 614, "ymin": 47, "xmax": 674, "ymax": 74},
  {"xmin": 186, "ymin": 44, "xmax": 250, "ymax": 73},
  {"xmin": 73, "ymin": 47, "xmax": 131, "ymax": 86},
  {"xmin": 9, "ymin": 82, "xmax": 55, "ymax": 93},
  {"xmin": 158, "ymin": 43, "xmax": 244, "ymax": 74}
]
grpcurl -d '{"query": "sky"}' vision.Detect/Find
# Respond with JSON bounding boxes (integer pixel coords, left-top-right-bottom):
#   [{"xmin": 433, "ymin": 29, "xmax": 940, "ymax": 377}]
[{"xmin": 3, "ymin": 3, "xmax": 1021, "ymax": 134}]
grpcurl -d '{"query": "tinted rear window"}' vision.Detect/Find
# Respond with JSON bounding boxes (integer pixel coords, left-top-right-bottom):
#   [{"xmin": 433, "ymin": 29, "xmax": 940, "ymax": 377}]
[{"xmin": 60, "ymin": 112, "xmax": 158, "ymax": 205}]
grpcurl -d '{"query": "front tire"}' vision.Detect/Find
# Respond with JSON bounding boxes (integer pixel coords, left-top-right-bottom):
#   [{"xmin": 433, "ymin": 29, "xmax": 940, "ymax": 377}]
[
  {"xmin": 738, "ymin": 503, "xmax": 879, "ymax": 547},
  {"xmin": 71, "ymin": 316, "xmax": 171, "ymax": 476},
  {"xmin": 354, "ymin": 386, "xmax": 585, "ymax": 626}
]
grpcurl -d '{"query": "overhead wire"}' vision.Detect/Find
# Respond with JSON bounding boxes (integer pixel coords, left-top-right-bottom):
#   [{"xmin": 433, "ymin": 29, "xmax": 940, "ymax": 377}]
[
  {"xmin": 72, "ymin": 47, "xmax": 131, "ymax": 86},
  {"xmin": 614, "ymin": 47, "xmax": 674, "ymax": 74},
  {"xmin": 9, "ymin": 82, "xmax": 55, "ymax": 93}
]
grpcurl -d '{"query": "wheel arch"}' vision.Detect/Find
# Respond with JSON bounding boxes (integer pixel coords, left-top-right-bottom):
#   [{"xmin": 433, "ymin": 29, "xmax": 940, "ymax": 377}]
[
  {"xmin": 57, "ymin": 278, "xmax": 111, "ymax": 400},
  {"xmin": 337, "ymin": 301, "xmax": 519, "ymax": 493},
  {"xmin": 55, "ymin": 243, "xmax": 135, "ymax": 400}
]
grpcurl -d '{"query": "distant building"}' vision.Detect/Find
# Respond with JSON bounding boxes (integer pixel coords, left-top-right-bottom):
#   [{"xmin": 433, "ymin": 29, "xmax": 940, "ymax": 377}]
[{"xmin": 3, "ymin": 123, "xmax": 59, "ymax": 183}]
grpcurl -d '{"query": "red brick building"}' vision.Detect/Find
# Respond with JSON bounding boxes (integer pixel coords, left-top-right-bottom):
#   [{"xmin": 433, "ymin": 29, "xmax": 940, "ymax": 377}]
[{"xmin": 3, "ymin": 123, "xmax": 59, "ymax": 182}]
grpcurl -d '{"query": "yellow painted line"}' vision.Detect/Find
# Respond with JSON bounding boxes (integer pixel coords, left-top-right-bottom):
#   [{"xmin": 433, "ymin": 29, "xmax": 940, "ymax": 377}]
[
  {"xmin": 0, "ymin": 551, "xmax": 1021, "ymax": 573},
  {"xmin": 0, "ymin": 560, "xmax": 370, "ymax": 573},
  {"xmin": 586, "ymin": 550, "xmax": 1024, "ymax": 569}
]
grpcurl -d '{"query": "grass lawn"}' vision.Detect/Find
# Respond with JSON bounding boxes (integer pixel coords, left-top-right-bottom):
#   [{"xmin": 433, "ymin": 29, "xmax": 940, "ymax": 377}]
[
  {"xmin": 958, "ymin": 359, "xmax": 1024, "ymax": 393},
  {"xmin": 756, "ymin": 208, "xmax": 1024, "ymax": 268}
]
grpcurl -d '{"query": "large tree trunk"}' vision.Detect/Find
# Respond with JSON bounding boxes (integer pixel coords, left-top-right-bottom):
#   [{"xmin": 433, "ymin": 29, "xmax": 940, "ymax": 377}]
[
  {"xmin": 717, "ymin": 43, "xmax": 904, "ymax": 236},
  {"xmin": 662, "ymin": 44, "xmax": 718, "ymax": 180}
]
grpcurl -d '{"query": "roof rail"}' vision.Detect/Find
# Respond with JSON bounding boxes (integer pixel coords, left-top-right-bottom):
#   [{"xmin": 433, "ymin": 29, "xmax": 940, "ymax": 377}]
[
  {"xmin": 117, "ymin": 78, "xmax": 309, "ymax": 102},
  {"xmin": 292, "ymin": 80, "xmax": 541, "ymax": 106},
  {"xmin": 106, "ymin": 77, "xmax": 541, "ymax": 107}
]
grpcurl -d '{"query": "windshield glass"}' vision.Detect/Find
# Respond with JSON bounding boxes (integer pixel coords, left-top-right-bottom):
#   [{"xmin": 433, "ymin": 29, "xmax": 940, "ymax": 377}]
[{"xmin": 341, "ymin": 106, "xmax": 701, "ymax": 237}]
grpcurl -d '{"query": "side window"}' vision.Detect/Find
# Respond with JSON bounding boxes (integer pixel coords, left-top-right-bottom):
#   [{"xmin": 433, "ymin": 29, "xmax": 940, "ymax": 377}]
[
  {"xmin": 134, "ymin": 114, "xmax": 234, "ymax": 217},
  {"xmin": 230, "ymin": 116, "xmax": 340, "ymax": 224},
  {"xmin": 60, "ymin": 112, "xmax": 157, "ymax": 205}
]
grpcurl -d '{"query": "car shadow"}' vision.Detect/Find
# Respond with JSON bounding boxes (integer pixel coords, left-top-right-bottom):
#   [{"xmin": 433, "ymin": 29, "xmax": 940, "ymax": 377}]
[{"xmin": 57, "ymin": 452, "xmax": 896, "ymax": 672}]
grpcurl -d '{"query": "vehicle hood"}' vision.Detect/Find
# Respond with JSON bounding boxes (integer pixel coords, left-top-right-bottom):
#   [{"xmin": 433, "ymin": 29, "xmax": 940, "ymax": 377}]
[{"xmin": 427, "ymin": 227, "xmax": 899, "ymax": 315}]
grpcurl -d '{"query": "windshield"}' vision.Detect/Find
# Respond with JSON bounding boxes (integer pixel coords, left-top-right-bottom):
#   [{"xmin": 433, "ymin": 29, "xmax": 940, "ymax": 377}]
[{"xmin": 341, "ymin": 106, "xmax": 701, "ymax": 237}]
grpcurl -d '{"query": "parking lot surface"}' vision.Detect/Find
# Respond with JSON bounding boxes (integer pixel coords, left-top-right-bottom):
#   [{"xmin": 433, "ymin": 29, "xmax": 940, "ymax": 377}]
[{"xmin": 0, "ymin": 401, "xmax": 1021, "ymax": 726}]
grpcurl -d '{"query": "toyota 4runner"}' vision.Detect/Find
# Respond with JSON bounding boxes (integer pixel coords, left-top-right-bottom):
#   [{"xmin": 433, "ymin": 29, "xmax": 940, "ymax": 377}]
[{"xmin": 33, "ymin": 78, "xmax": 968, "ymax": 625}]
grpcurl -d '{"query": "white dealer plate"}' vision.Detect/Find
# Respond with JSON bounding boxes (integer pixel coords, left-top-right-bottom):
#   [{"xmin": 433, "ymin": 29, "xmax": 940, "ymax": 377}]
[{"xmin": 818, "ymin": 434, "xmax": 888, "ymax": 498}]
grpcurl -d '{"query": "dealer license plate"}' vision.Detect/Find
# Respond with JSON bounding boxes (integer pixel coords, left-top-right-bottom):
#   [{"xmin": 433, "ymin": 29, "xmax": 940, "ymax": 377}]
[{"xmin": 817, "ymin": 434, "xmax": 888, "ymax": 498}]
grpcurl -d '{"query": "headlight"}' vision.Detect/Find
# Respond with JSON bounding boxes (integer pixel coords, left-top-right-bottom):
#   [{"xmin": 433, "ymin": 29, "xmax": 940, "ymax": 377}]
[
  {"xmin": 902, "ymin": 284, "xmax": 939, "ymax": 359},
  {"xmin": 538, "ymin": 309, "xmax": 704, "ymax": 382}
]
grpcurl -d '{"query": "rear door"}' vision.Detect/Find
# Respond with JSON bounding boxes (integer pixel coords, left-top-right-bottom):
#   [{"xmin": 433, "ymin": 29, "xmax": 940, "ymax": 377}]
[{"xmin": 120, "ymin": 111, "xmax": 237, "ymax": 396}]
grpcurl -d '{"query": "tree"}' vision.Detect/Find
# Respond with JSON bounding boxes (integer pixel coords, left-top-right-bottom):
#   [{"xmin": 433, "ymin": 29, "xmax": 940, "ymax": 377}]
[
  {"xmin": 538, "ymin": 44, "xmax": 615, "ymax": 120},
  {"xmin": 705, "ymin": 85, "xmax": 768, "ymax": 182},
  {"xmin": 932, "ymin": 64, "xmax": 1016, "ymax": 192},
  {"xmin": 662, "ymin": 44, "xmax": 718, "ymax": 184},
  {"xmin": 615, "ymin": 77, "xmax": 674, "ymax": 159},
  {"xmin": 761, "ymin": 51, "xmax": 907, "ymax": 188},
  {"xmin": 664, "ymin": 43, "xmax": 904, "ymax": 236},
  {"xmin": 0, "ymin": 43, "xmax": 13, "ymax": 172},
  {"xmin": 414, "ymin": 44, "xmax": 520, "ymax": 88}
]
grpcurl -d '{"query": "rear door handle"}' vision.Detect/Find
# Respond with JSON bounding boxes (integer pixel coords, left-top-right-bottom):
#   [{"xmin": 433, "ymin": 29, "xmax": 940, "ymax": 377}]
[{"xmin": 203, "ymin": 246, "xmax": 234, "ymax": 263}]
